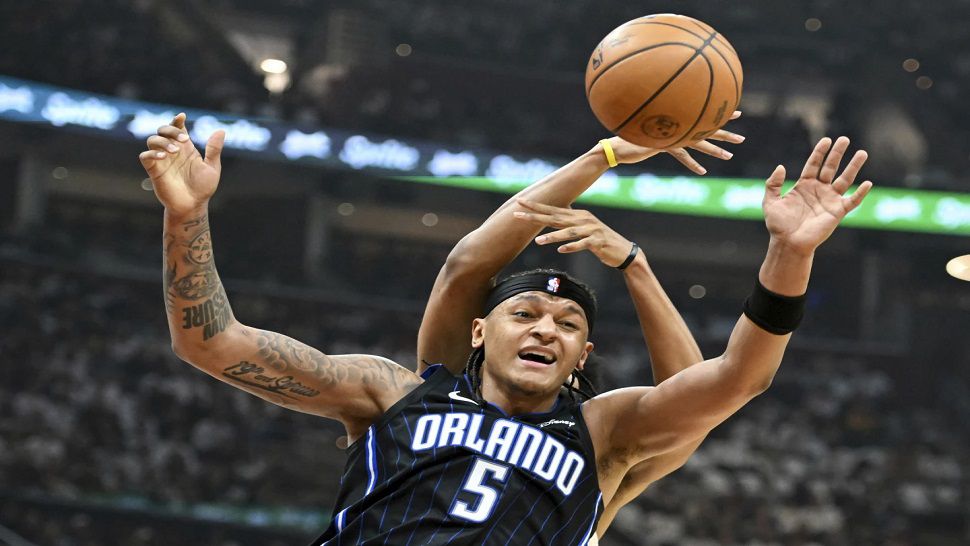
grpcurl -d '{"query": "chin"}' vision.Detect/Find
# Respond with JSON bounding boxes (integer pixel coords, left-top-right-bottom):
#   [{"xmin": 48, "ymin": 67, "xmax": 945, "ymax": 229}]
[{"xmin": 506, "ymin": 374, "xmax": 560, "ymax": 398}]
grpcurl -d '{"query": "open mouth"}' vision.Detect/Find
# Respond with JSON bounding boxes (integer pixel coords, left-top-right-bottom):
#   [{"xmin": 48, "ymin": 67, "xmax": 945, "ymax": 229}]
[{"xmin": 518, "ymin": 351, "xmax": 556, "ymax": 365}]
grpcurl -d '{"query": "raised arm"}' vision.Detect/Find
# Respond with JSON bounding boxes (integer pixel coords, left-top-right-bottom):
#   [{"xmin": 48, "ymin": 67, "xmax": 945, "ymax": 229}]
[
  {"xmin": 141, "ymin": 115, "xmax": 420, "ymax": 439},
  {"xmin": 587, "ymin": 137, "xmax": 873, "ymax": 489},
  {"xmin": 510, "ymin": 200, "xmax": 707, "ymax": 534},
  {"xmin": 418, "ymin": 120, "xmax": 744, "ymax": 374}
]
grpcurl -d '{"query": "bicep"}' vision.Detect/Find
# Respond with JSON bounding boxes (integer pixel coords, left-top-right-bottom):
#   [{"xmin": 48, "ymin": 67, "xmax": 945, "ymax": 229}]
[
  {"xmin": 616, "ymin": 434, "xmax": 705, "ymax": 495},
  {"xmin": 176, "ymin": 323, "xmax": 420, "ymax": 422},
  {"xmin": 595, "ymin": 357, "xmax": 754, "ymax": 460},
  {"xmin": 416, "ymin": 263, "xmax": 493, "ymax": 375}
]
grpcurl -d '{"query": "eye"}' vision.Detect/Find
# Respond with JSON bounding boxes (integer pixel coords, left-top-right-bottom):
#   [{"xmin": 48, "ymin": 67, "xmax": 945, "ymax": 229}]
[
  {"xmin": 559, "ymin": 321, "xmax": 578, "ymax": 330},
  {"xmin": 513, "ymin": 310, "xmax": 532, "ymax": 318}
]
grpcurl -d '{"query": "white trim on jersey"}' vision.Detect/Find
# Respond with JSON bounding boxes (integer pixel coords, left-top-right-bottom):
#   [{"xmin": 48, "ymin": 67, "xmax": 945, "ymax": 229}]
[
  {"xmin": 365, "ymin": 427, "xmax": 378, "ymax": 495},
  {"xmin": 335, "ymin": 507, "xmax": 348, "ymax": 532}
]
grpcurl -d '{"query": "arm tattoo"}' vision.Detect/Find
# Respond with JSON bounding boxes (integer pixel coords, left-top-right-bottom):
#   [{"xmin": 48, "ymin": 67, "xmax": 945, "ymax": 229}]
[
  {"xmin": 164, "ymin": 213, "xmax": 235, "ymax": 342},
  {"xmin": 222, "ymin": 361, "xmax": 321, "ymax": 399},
  {"xmin": 253, "ymin": 329, "xmax": 411, "ymax": 392}
]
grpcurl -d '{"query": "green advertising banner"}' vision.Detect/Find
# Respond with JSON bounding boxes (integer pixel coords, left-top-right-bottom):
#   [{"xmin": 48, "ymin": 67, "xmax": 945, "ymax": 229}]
[{"xmin": 402, "ymin": 174, "xmax": 970, "ymax": 236}]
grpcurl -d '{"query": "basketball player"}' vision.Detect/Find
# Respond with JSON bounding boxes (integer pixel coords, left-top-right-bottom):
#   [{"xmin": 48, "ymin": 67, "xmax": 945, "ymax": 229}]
[
  {"xmin": 414, "ymin": 128, "xmax": 748, "ymax": 538},
  {"xmin": 140, "ymin": 113, "xmax": 871, "ymax": 544}
]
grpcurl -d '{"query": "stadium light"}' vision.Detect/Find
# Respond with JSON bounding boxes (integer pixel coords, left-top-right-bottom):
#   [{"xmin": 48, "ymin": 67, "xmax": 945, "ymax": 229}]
[{"xmin": 259, "ymin": 58, "xmax": 288, "ymax": 74}]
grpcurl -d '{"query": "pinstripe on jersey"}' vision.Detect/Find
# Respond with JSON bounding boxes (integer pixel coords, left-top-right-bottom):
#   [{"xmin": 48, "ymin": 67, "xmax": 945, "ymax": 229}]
[{"xmin": 311, "ymin": 365, "xmax": 603, "ymax": 545}]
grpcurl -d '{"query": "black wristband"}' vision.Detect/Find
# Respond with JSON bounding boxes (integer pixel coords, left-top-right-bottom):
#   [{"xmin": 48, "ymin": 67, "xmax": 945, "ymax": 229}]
[
  {"xmin": 742, "ymin": 279, "xmax": 806, "ymax": 335},
  {"xmin": 616, "ymin": 242, "xmax": 639, "ymax": 271}
]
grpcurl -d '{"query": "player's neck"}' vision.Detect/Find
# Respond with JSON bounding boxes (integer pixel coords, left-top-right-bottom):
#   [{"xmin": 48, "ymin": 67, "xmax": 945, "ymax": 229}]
[{"xmin": 480, "ymin": 380, "xmax": 559, "ymax": 416}]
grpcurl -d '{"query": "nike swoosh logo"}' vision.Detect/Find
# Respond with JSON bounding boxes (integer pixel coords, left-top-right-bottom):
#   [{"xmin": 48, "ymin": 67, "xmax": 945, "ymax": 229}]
[{"xmin": 448, "ymin": 391, "xmax": 478, "ymax": 405}]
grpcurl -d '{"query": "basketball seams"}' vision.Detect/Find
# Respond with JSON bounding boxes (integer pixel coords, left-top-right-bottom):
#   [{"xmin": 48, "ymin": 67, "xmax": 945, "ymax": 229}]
[
  {"xmin": 664, "ymin": 51, "xmax": 715, "ymax": 148},
  {"xmin": 625, "ymin": 17, "xmax": 740, "ymax": 112},
  {"xmin": 706, "ymin": 42, "xmax": 741, "ymax": 112},
  {"xmin": 611, "ymin": 30, "xmax": 719, "ymax": 134},
  {"xmin": 627, "ymin": 18, "xmax": 736, "ymax": 57},
  {"xmin": 623, "ymin": 21, "xmax": 705, "ymax": 40},
  {"xmin": 586, "ymin": 42, "xmax": 698, "ymax": 97},
  {"xmin": 684, "ymin": 18, "xmax": 738, "ymax": 57}
]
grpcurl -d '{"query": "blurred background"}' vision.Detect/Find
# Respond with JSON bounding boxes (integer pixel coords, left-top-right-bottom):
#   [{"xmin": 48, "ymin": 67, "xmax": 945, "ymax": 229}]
[{"xmin": 1, "ymin": 0, "xmax": 969, "ymax": 544}]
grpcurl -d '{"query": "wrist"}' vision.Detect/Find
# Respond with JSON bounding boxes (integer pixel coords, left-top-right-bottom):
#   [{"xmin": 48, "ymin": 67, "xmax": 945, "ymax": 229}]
[
  {"xmin": 584, "ymin": 144, "xmax": 613, "ymax": 172},
  {"xmin": 759, "ymin": 238, "xmax": 814, "ymax": 296},
  {"xmin": 620, "ymin": 249, "xmax": 651, "ymax": 276},
  {"xmin": 614, "ymin": 241, "xmax": 641, "ymax": 271},
  {"xmin": 766, "ymin": 236, "xmax": 815, "ymax": 259},
  {"xmin": 165, "ymin": 204, "xmax": 209, "ymax": 223}
]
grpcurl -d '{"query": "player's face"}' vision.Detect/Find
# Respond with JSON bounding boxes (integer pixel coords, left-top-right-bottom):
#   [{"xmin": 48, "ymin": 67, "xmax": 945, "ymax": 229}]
[{"xmin": 472, "ymin": 291, "xmax": 594, "ymax": 398}]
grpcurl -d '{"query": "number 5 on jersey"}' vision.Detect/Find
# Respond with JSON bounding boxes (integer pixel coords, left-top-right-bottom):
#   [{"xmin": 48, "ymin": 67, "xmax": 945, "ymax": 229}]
[{"xmin": 449, "ymin": 458, "xmax": 510, "ymax": 522}]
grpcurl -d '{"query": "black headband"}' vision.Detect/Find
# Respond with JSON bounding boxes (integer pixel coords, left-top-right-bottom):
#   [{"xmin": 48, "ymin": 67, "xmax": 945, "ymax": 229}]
[{"xmin": 483, "ymin": 273, "xmax": 596, "ymax": 334}]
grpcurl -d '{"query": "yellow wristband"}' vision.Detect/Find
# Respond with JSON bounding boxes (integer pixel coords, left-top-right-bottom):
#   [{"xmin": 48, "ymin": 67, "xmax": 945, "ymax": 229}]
[{"xmin": 599, "ymin": 139, "xmax": 618, "ymax": 168}]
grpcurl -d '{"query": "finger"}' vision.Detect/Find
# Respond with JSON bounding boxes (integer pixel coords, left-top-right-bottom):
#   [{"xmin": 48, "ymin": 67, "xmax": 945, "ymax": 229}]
[
  {"xmin": 513, "ymin": 210, "xmax": 563, "ymax": 228},
  {"xmin": 818, "ymin": 136, "xmax": 850, "ymax": 183},
  {"xmin": 843, "ymin": 180, "xmax": 874, "ymax": 212},
  {"xmin": 516, "ymin": 198, "xmax": 570, "ymax": 215},
  {"xmin": 172, "ymin": 112, "xmax": 186, "ymax": 130},
  {"xmin": 763, "ymin": 165, "xmax": 786, "ymax": 204},
  {"xmin": 706, "ymin": 128, "xmax": 745, "ymax": 144},
  {"xmin": 139, "ymin": 150, "xmax": 165, "ymax": 169},
  {"xmin": 557, "ymin": 238, "xmax": 590, "ymax": 254},
  {"xmin": 730, "ymin": 110, "xmax": 742, "ymax": 120},
  {"xmin": 799, "ymin": 137, "xmax": 833, "ymax": 180},
  {"xmin": 204, "ymin": 130, "xmax": 225, "ymax": 170},
  {"xmin": 535, "ymin": 226, "xmax": 592, "ymax": 245},
  {"xmin": 668, "ymin": 148, "xmax": 706, "ymax": 175},
  {"xmin": 832, "ymin": 150, "xmax": 869, "ymax": 194},
  {"xmin": 147, "ymin": 135, "xmax": 181, "ymax": 153},
  {"xmin": 687, "ymin": 139, "xmax": 733, "ymax": 160},
  {"xmin": 157, "ymin": 125, "xmax": 190, "ymax": 143}
]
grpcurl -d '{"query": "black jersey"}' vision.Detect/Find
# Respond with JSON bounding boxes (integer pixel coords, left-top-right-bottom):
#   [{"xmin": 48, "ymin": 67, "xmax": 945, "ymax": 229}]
[{"xmin": 312, "ymin": 365, "xmax": 603, "ymax": 545}]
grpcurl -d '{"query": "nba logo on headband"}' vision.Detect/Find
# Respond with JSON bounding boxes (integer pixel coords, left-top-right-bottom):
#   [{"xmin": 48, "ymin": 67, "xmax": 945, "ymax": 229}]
[{"xmin": 546, "ymin": 276, "xmax": 561, "ymax": 293}]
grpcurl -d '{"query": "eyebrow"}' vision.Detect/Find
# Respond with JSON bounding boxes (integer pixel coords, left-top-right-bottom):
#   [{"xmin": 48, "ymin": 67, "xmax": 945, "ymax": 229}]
[{"xmin": 510, "ymin": 294, "xmax": 586, "ymax": 319}]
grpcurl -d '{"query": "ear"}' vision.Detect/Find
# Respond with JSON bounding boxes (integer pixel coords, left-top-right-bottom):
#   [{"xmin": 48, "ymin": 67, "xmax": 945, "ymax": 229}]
[
  {"xmin": 575, "ymin": 341, "xmax": 594, "ymax": 371},
  {"xmin": 471, "ymin": 318, "xmax": 486, "ymax": 349}
]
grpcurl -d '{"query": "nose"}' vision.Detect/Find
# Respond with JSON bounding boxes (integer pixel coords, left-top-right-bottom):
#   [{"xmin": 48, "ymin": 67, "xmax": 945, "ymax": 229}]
[{"xmin": 530, "ymin": 314, "xmax": 558, "ymax": 341}]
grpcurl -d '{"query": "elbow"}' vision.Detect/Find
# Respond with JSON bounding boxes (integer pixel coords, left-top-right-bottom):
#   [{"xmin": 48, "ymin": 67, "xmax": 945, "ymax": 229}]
[
  {"xmin": 720, "ymin": 355, "xmax": 775, "ymax": 398},
  {"xmin": 443, "ymin": 237, "xmax": 476, "ymax": 274},
  {"xmin": 170, "ymin": 342, "xmax": 196, "ymax": 364},
  {"xmin": 442, "ymin": 236, "xmax": 493, "ymax": 281},
  {"xmin": 747, "ymin": 375, "xmax": 774, "ymax": 396}
]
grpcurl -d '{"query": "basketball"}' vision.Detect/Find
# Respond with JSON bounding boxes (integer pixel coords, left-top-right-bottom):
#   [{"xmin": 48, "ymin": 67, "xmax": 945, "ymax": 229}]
[{"xmin": 585, "ymin": 14, "xmax": 743, "ymax": 149}]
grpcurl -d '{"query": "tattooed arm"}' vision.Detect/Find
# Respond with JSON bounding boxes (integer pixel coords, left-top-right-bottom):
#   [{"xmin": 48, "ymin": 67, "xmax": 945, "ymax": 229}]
[{"xmin": 143, "ymin": 115, "xmax": 421, "ymax": 436}]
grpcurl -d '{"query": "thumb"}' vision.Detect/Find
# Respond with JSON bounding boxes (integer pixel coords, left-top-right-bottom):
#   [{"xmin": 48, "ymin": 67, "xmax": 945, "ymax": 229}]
[
  {"xmin": 763, "ymin": 164, "xmax": 785, "ymax": 204},
  {"xmin": 204, "ymin": 130, "xmax": 226, "ymax": 170}
]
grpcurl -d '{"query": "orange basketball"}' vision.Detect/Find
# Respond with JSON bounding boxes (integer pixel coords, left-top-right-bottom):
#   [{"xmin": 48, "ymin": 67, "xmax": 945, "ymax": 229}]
[{"xmin": 585, "ymin": 14, "xmax": 743, "ymax": 149}]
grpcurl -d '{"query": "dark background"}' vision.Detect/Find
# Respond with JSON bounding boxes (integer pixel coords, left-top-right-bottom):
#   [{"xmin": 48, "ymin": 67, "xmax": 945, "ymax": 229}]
[{"xmin": 0, "ymin": 1, "xmax": 969, "ymax": 544}]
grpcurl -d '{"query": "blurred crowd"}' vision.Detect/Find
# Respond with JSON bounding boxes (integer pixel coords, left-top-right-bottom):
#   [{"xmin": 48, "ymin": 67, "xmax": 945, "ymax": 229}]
[
  {"xmin": 2, "ymin": 1, "xmax": 970, "ymax": 544},
  {"xmin": 1, "ymin": 242, "xmax": 968, "ymax": 544}
]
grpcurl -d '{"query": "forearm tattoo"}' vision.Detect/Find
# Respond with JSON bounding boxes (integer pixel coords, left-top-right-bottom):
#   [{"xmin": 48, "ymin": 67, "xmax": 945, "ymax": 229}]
[
  {"xmin": 250, "ymin": 329, "xmax": 414, "ymax": 391},
  {"xmin": 163, "ymin": 213, "xmax": 235, "ymax": 342},
  {"xmin": 222, "ymin": 361, "xmax": 321, "ymax": 399}
]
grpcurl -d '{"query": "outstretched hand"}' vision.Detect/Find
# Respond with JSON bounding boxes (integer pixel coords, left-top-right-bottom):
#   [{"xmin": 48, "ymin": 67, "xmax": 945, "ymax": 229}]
[
  {"xmin": 513, "ymin": 199, "xmax": 635, "ymax": 267},
  {"xmin": 763, "ymin": 136, "xmax": 874, "ymax": 255},
  {"xmin": 603, "ymin": 110, "xmax": 745, "ymax": 175},
  {"xmin": 138, "ymin": 113, "xmax": 225, "ymax": 216}
]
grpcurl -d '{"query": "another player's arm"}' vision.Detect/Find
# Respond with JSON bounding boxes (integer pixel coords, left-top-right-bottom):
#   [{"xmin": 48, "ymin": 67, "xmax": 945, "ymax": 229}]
[
  {"xmin": 599, "ymin": 251, "xmax": 708, "ymax": 534},
  {"xmin": 143, "ymin": 115, "xmax": 420, "ymax": 434},
  {"xmin": 587, "ymin": 137, "xmax": 873, "ymax": 488},
  {"xmin": 512, "ymin": 200, "xmax": 708, "ymax": 532},
  {"xmin": 418, "ymin": 124, "xmax": 743, "ymax": 374}
]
